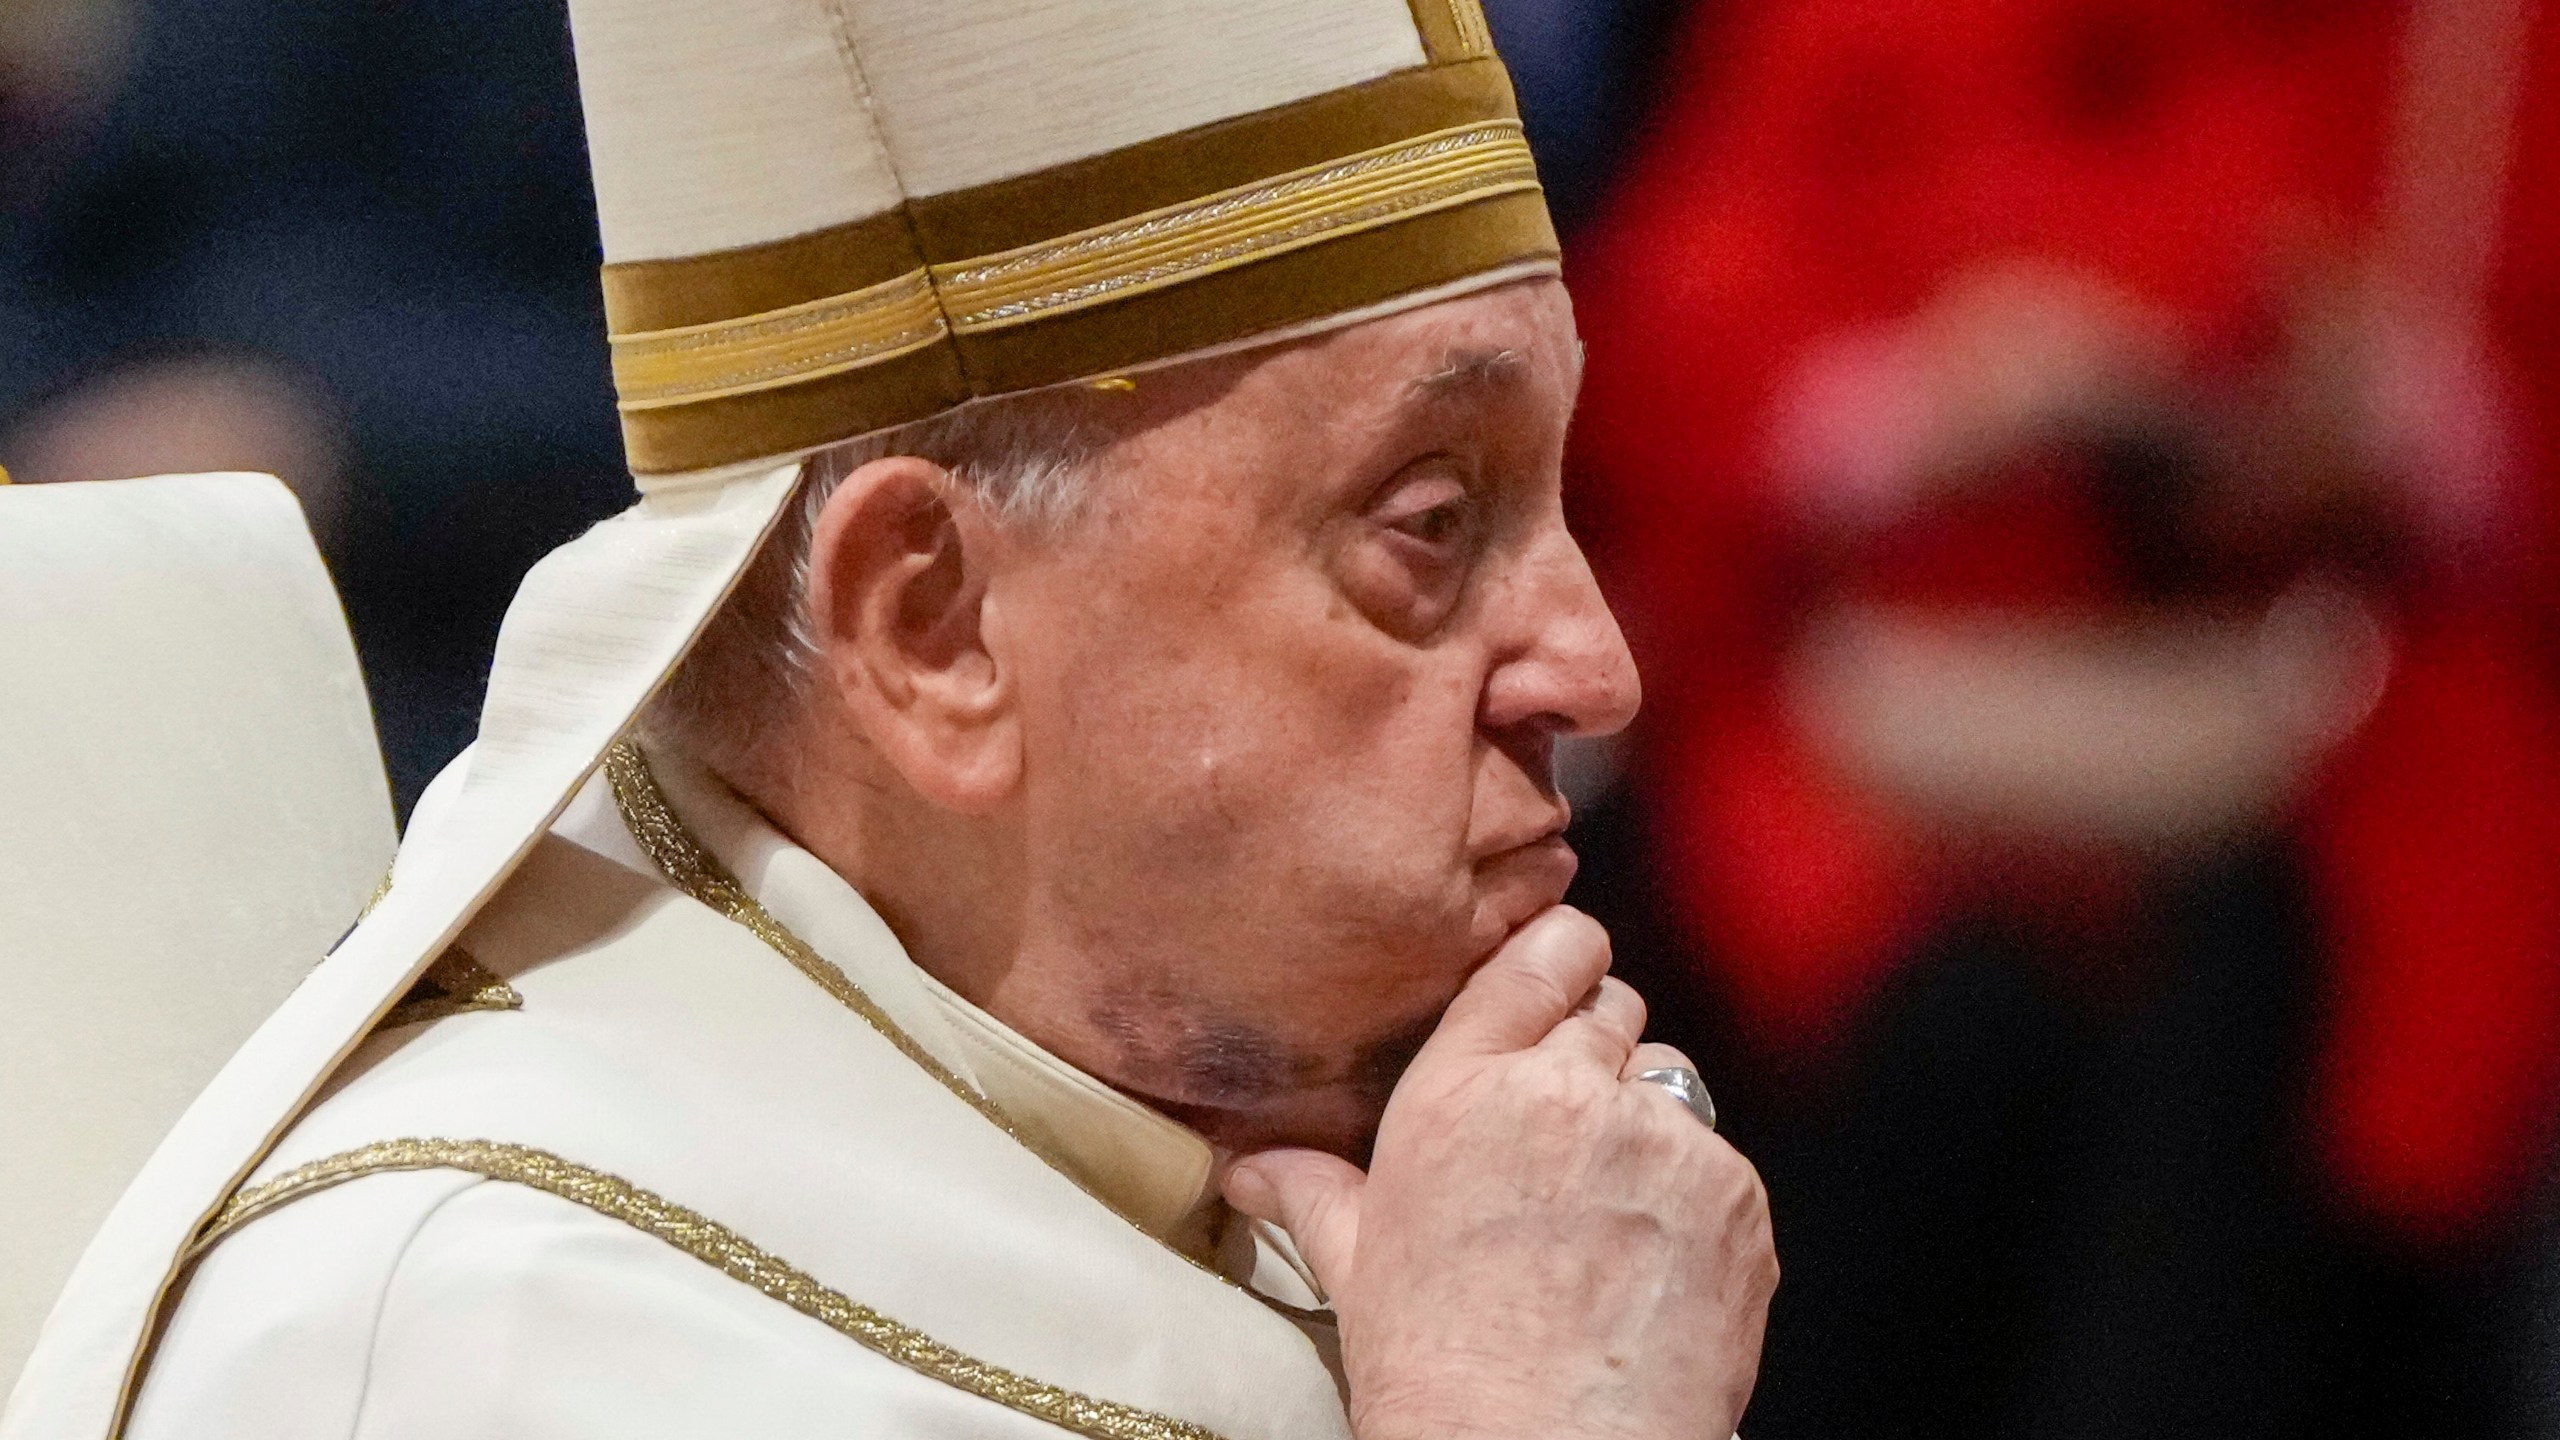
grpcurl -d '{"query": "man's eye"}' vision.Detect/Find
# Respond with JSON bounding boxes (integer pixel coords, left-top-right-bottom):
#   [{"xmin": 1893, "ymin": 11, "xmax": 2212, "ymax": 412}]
[
  {"xmin": 1373, "ymin": 468, "xmax": 1476, "ymax": 554},
  {"xmin": 1394, "ymin": 499, "xmax": 1470, "ymax": 548},
  {"xmin": 1337, "ymin": 471, "xmax": 1480, "ymax": 637}
]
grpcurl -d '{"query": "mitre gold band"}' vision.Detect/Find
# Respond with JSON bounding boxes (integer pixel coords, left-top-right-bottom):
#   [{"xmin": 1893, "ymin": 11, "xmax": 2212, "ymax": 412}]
[
  {"xmin": 1410, "ymin": 0, "xmax": 1495, "ymax": 62},
  {"xmin": 600, "ymin": 56, "xmax": 1557, "ymax": 476},
  {"xmin": 612, "ymin": 269, "xmax": 946, "ymax": 411},
  {"xmin": 1445, "ymin": 0, "xmax": 1496, "ymax": 59},
  {"xmin": 609, "ymin": 121, "xmax": 1533, "ymax": 411},
  {"xmin": 929, "ymin": 121, "xmax": 1538, "ymax": 334}
]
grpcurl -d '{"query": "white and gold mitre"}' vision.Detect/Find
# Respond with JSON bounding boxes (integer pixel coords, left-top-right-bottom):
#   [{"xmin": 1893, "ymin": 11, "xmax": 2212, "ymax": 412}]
[
  {"xmin": 588, "ymin": 0, "xmax": 1556, "ymax": 478},
  {"xmin": 0, "ymin": 4, "xmax": 1555, "ymax": 1435}
]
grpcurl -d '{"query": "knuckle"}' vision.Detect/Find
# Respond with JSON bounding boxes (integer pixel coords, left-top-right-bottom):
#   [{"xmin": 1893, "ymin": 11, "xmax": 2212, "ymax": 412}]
[
  {"xmin": 1518, "ymin": 1050, "xmax": 1615, "ymax": 1123},
  {"xmin": 1669, "ymin": 1133, "xmax": 1765, "ymax": 1208},
  {"xmin": 1629, "ymin": 1114, "xmax": 1692, "ymax": 1170},
  {"xmin": 1611, "ymin": 1085, "xmax": 1699, "ymax": 1163}
]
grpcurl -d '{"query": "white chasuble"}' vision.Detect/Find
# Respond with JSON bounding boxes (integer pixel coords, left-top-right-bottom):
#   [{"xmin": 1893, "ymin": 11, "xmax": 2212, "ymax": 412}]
[{"xmin": 123, "ymin": 746, "xmax": 1347, "ymax": 1440}]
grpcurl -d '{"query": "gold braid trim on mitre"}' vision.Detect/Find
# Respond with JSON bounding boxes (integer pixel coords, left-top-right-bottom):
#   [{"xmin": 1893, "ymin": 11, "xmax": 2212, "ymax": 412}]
[
  {"xmin": 928, "ymin": 120, "xmax": 1538, "ymax": 334},
  {"xmin": 611, "ymin": 268, "xmax": 947, "ymax": 412}
]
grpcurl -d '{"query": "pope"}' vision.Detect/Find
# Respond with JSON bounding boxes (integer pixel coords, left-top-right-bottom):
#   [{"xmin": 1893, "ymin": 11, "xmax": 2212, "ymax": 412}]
[{"xmin": 2, "ymin": 2, "xmax": 1776, "ymax": 1438}]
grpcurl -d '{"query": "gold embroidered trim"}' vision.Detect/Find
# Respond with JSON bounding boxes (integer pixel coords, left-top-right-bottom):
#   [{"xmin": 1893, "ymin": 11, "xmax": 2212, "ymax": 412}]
[
  {"xmin": 191, "ymin": 1139, "xmax": 1226, "ymax": 1440},
  {"xmin": 601, "ymin": 742, "xmax": 1013, "ymax": 1131},
  {"xmin": 357, "ymin": 866, "xmax": 394, "ymax": 920},
  {"xmin": 377, "ymin": 945, "xmax": 523, "ymax": 1031},
  {"xmin": 611, "ymin": 268, "xmax": 947, "ymax": 412},
  {"xmin": 600, "ymin": 742, "xmax": 1236, "ymax": 1288},
  {"xmin": 1447, "ymin": 0, "xmax": 1494, "ymax": 56},
  {"xmin": 931, "ymin": 121, "xmax": 1541, "ymax": 333}
]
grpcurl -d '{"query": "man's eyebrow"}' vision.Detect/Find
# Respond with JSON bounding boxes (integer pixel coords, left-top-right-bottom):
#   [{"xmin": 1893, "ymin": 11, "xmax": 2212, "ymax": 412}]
[{"xmin": 1405, "ymin": 346, "xmax": 1527, "ymax": 399}]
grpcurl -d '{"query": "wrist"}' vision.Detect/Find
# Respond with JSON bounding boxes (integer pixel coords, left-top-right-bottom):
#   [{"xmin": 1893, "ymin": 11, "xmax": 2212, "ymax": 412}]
[{"xmin": 1350, "ymin": 1393, "xmax": 1643, "ymax": 1440}]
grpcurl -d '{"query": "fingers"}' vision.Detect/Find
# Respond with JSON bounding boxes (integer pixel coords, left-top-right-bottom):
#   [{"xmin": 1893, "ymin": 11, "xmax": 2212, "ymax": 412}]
[
  {"xmin": 1222, "ymin": 1148, "xmax": 1367, "ymax": 1293},
  {"xmin": 1543, "ymin": 976, "xmax": 1648, "ymax": 1070},
  {"xmin": 1420, "ymin": 907, "xmax": 1614, "ymax": 1062},
  {"xmin": 1619, "ymin": 1040, "xmax": 1694, "ymax": 1082}
]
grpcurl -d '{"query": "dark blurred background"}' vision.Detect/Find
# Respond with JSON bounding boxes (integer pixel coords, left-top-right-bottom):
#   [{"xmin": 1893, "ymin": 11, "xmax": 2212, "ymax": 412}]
[{"xmin": 5, "ymin": 1, "xmax": 2557, "ymax": 1435}]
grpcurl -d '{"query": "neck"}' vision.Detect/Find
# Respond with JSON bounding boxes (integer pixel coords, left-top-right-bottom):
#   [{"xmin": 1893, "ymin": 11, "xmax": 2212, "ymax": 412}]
[{"xmin": 724, "ymin": 735, "xmax": 1025, "ymax": 1011}]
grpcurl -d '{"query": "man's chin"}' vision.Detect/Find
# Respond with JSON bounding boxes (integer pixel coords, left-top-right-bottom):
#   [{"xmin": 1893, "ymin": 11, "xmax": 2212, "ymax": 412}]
[
  {"xmin": 1123, "ymin": 1004, "xmax": 1438, "ymax": 1163},
  {"xmin": 1471, "ymin": 835, "xmax": 1580, "ymax": 954}
]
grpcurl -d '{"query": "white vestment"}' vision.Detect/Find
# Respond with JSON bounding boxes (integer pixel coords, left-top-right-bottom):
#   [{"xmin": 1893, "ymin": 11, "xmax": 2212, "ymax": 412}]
[{"xmin": 123, "ymin": 747, "xmax": 1347, "ymax": 1440}]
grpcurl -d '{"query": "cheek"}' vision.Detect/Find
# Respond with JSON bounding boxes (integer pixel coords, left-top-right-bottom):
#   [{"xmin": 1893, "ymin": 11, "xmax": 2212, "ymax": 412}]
[
  {"xmin": 1200, "ymin": 622, "xmax": 1480, "ymax": 845},
  {"xmin": 1032, "ymin": 609, "xmax": 1488, "ymax": 922},
  {"xmin": 1013, "ymin": 543, "xmax": 1500, "ymax": 1001},
  {"xmin": 1303, "ymin": 660, "xmax": 1483, "ymax": 850},
  {"xmin": 1034, "ymin": 562, "xmax": 1476, "ymax": 814}
]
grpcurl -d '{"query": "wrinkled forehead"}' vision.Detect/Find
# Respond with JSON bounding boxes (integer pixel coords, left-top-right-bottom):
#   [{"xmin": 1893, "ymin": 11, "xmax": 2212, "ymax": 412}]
[
  {"xmin": 1048, "ymin": 282, "xmax": 1576, "ymax": 532},
  {"xmin": 1228, "ymin": 277, "xmax": 1584, "ymax": 425},
  {"xmin": 1349, "ymin": 276, "xmax": 1581, "ymax": 386}
]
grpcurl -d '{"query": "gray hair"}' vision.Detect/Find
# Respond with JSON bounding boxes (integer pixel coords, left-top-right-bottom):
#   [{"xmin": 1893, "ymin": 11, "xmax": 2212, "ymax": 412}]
[{"xmin": 645, "ymin": 385, "xmax": 1128, "ymax": 776}]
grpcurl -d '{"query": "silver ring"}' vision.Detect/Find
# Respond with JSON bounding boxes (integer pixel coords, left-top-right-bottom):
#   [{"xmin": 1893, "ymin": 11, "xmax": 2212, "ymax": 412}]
[{"xmin": 1633, "ymin": 1067, "xmax": 1718, "ymax": 1131}]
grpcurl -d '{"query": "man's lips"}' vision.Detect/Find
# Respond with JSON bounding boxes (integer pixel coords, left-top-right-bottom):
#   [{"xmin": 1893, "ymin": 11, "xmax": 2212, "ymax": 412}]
[
  {"xmin": 1486, "ymin": 830, "xmax": 1575, "ymax": 869},
  {"xmin": 1476, "ymin": 833, "xmax": 1580, "ymax": 937},
  {"xmin": 1471, "ymin": 802, "xmax": 1573, "ymax": 866}
]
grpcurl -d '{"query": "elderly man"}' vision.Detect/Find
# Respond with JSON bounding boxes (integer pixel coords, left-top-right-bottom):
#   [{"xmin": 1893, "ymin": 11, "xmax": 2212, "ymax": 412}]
[{"xmin": 3, "ymin": 2, "xmax": 1774, "ymax": 1438}]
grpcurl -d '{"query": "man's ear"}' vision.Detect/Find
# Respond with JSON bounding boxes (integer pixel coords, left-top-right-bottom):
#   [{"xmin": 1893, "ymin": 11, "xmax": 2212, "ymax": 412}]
[{"xmin": 803, "ymin": 455, "xmax": 1021, "ymax": 813}]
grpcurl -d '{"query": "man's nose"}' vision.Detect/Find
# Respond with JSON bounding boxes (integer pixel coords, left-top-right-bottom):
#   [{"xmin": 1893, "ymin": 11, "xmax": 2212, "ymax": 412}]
[{"xmin": 1481, "ymin": 524, "xmax": 1642, "ymax": 738}]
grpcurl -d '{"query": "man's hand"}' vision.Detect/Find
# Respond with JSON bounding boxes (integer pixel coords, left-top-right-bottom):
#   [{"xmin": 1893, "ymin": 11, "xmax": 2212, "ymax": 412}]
[{"xmin": 1223, "ymin": 907, "xmax": 1776, "ymax": 1440}]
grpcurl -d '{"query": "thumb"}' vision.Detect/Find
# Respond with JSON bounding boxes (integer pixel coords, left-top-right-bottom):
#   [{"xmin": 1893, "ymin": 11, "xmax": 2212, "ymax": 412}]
[
  {"xmin": 1419, "ymin": 906, "xmax": 1613, "ymax": 1063},
  {"xmin": 1221, "ymin": 1148, "xmax": 1366, "ymax": 1292}
]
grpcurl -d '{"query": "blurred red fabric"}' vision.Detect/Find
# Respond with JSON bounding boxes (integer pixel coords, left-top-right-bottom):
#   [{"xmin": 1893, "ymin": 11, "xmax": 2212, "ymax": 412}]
[{"xmin": 1569, "ymin": 0, "xmax": 2560, "ymax": 1247}]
